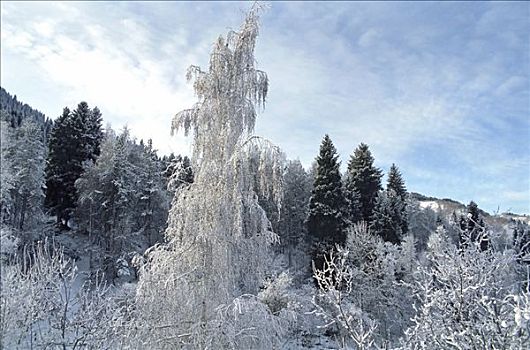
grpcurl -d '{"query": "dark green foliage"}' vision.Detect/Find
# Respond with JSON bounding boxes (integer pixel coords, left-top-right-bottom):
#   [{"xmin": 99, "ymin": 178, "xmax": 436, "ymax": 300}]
[
  {"xmin": 407, "ymin": 203, "xmax": 438, "ymax": 252},
  {"xmin": 279, "ymin": 159, "xmax": 311, "ymax": 267},
  {"xmin": 307, "ymin": 135, "xmax": 347, "ymax": 251},
  {"xmin": 163, "ymin": 153, "xmax": 178, "ymax": 178},
  {"xmin": 387, "ymin": 164, "xmax": 407, "ymax": 201},
  {"xmin": 86, "ymin": 106, "xmax": 104, "ymax": 160},
  {"xmin": 386, "ymin": 163, "xmax": 408, "ymax": 234},
  {"xmin": 44, "ymin": 102, "xmax": 103, "ymax": 228},
  {"xmin": 345, "ymin": 143, "xmax": 383, "ymax": 223},
  {"xmin": 459, "ymin": 201, "xmax": 489, "ymax": 251},
  {"xmin": 76, "ymin": 129, "xmax": 170, "ymax": 255},
  {"xmin": 345, "ymin": 187, "xmax": 362, "ymax": 225},
  {"xmin": 0, "ymin": 87, "xmax": 53, "ymax": 142},
  {"xmin": 45, "ymin": 107, "xmax": 76, "ymax": 226},
  {"xmin": 180, "ymin": 156, "xmax": 194, "ymax": 185},
  {"xmin": 513, "ymin": 221, "xmax": 530, "ymax": 264},
  {"xmin": 165, "ymin": 154, "xmax": 194, "ymax": 191},
  {"xmin": 467, "ymin": 201, "xmax": 480, "ymax": 231},
  {"xmin": 370, "ymin": 190, "xmax": 404, "ymax": 244}
]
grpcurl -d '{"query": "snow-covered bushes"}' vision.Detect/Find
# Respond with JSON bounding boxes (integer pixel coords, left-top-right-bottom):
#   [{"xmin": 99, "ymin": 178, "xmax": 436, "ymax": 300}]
[
  {"xmin": 199, "ymin": 294, "xmax": 288, "ymax": 349},
  {"xmin": 311, "ymin": 223, "xmax": 416, "ymax": 348},
  {"xmin": 312, "ymin": 246, "xmax": 378, "ymax": 349},
  {"xmin": 402, "ymin": 227, "xmax": 530, "ymax": 349},
  {"xmin": 0, "ymin": 226, "xmax": 19, "ymax": 259},
  {"xmin": 0, "ymin": 241, "xmax": 117, "ymax": 349},
  {"xmin": 259, "ymin": 272, "xmax": 293, "ymax": 316}
]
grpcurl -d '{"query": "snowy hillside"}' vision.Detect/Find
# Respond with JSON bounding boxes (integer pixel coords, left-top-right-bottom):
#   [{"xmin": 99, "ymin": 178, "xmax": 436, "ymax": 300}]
[{"xmin": 412, "ymin": 192, "xmax": 530, "ymax": 225}]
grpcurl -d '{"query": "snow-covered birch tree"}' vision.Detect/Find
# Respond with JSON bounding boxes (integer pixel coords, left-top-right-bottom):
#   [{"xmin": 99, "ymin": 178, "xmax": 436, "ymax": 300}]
[{"xmin": 133, "ymin": 4, "xmax": 286, "ymax": 348}]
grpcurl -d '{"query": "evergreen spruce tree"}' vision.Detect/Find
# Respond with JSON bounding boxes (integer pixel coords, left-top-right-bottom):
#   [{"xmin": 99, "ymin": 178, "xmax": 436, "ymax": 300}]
[
  {"xmin": 466, "ymin": 201, "xmax": 480, "ymax": 232},
  {"xmin": 459, "ymin": 200, "xmax": 488, "ymax": 251},
  {"xmin": 135, "ymin": 139, "xmax": 170, "ymax": 246},
  {"xmin": 45, "ymin": 103, "xmax": 103, "ymax": 228},
  {"xmin": 87, "ymin": 106, "xmax": 104, "ymax": 160},
  {"xmin": 45, "ymin": 107, "xmax": 74, "ymax": 227},
  {"xmin": 345, "ymin": 143, "xmax": 383, "ymax": 223},
  {"xmin": 0, "ymin": 119, "xmax": 46, "ymax": 234},
  {"xmin": 513, "ymin": 221, "xmax": 530, "ymax": 264},
  {"xmin": 370, "ymin": 190, "xmax": 404, "ymax": 244},
  {"xmin": 167, "ymin": 155, "xmax": 194, "ymax": 191},
  {"xmin": 180, "ymin": 156, "xmax": 194, "ymax": 184},
  {"xmin": 279, "ymin": 159, "xmax": 311, "ymax": 267},
  {"xmin": 76, "ymin": 128, "xmax": 132, "ymax": 252},
  {"xmin": 307, "ymin": 135, "xmax": 347, "ymax": 267},
  {"xmin": 387, "ymin": 163, "xmax": 407, "ymax": 200},
  {"xmin": 345, "ymin": 185, "xmax": 362, "ymax": 225},
  {"xmin": 386, "ymin": 163, "xmax": 408, "ymax": 234},
  {"xmin": 163, "ymin": 153, "xmax": 180, "ymax": 179},
  {"xmin": 76, "ymin": 129, "xmax": 170, "ymax": 258}
]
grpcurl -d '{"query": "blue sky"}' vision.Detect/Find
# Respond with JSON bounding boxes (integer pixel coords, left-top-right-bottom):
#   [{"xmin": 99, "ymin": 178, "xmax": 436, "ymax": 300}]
[{"xmin": 1, "ymin": 1, "xmax": 529, "ymax": 214}]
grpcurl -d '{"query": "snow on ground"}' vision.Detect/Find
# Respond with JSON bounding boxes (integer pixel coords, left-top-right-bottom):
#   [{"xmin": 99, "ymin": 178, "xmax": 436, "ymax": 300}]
[
  {"xmin": 419, "ymin": 200, "xmax": 442, "ymax": 211},
  {"xmin": 0, "ymin": 227, "xmax": 19, "ymax": 256},
  {"xmin": 500, "ymin": 214, "xmax": 530, "ymax": 224}
]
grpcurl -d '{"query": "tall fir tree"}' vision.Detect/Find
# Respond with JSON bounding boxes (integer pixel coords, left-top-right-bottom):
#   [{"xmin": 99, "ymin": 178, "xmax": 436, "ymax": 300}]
[
  {"xmin": 45, "ymin": 107, "xmax": 74, "ymax": 226},
  {"xmin": 345, "ymin": 143, "xmax": 383, "ymax": 223},
  {"xmin": 386, "ymin": 163, "xmax": 408, "ymax": 234},
  {"xmin": 135, "ymin": 139, "xmax": 170, "ymax": 246},
  {"xmin": 345, "ymin": 185, "xmax": 362, "ymax": 225},
  {"xmin": 370, "ymin": 190, "xmax": 404, "ymax": 244},
  {"xmin": 279, "ymin": 159, "xmax": 312, "ymax": 267},
  {"xmin": 45, "ymin": 103, "xmax": 103, "ymax": 228},
  {"xmin": 86, "ymin": 106, "xmax": 104, "ymax": 160},
  {"xmin": 77, "ymin": 128, "xmax": 170, "ymax": 257},
  {"xmin": 387, "ymin": 163, "xmax": 407, "ymax": 200},
  {"xmin": 307, "ymin": 135, "xmax": 347, "ymax": 263}
]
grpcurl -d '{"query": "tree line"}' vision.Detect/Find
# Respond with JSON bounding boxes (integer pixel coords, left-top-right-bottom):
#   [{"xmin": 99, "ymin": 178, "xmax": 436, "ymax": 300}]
[{"xmin": 0, "ymin": 95, "xmax": 193, "ymax": 272}]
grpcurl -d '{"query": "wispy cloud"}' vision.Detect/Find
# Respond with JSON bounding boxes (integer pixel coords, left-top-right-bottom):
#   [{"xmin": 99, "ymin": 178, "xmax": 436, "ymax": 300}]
[{"xmin": 1, "ymin": 1, "xmax": 528, "ymax": 213}]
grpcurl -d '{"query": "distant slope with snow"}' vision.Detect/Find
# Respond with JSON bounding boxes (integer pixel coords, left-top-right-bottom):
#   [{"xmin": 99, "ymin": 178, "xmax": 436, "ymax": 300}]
[{"xmin": 411, "ymin": 192, "xmax": 530, "ymax": 225}]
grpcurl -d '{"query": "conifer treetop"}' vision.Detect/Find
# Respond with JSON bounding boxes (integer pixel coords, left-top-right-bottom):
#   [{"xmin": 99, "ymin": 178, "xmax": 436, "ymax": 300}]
[{"xmin": 387, "ymin": 163, "xmax": 407, "ymax": 200}]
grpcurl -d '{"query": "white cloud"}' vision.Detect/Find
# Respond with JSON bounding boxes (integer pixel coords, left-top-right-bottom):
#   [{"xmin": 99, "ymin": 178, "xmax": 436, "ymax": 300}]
[
  {"xmin": 1, "ymin": 2, "xmax": 199, "ymax": 156},
  {"xmin": 33, "ymin": 21, "xmax": 55, "ymax": 38},
  {"xmin": 358, "ymin": 28, "xmax": 381, "ymax": 47},
  {"xmin": 1, "ymin": 1, "xmax": 528, "ymax": 213}
]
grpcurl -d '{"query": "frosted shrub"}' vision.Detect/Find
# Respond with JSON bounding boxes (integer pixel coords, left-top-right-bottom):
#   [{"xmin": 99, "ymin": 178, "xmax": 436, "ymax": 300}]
[
  {"xmin": 312, "ymin": 223, "xmax": 416, "ymax": 348},
  {"xmin": 312, "ymin": 246, "xmax": 377, "ymax": 349},
  {"xmin": 258, "ymin": 272, "xmax": 293, "ymax": 315},
  {"xmin": 402, "ymin": 227, "xmax": 529, "ymax": 349},
  {"xmin": 200, "ymin": 294, "xmax": 288, "ymax": 349},
  {"xmin": 0, "ymin": 226, "xmax": 19, "ymax": 258},
  {"xmin": 0, "ymin": 241, "xmax": 116, "ymax": 349}
]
